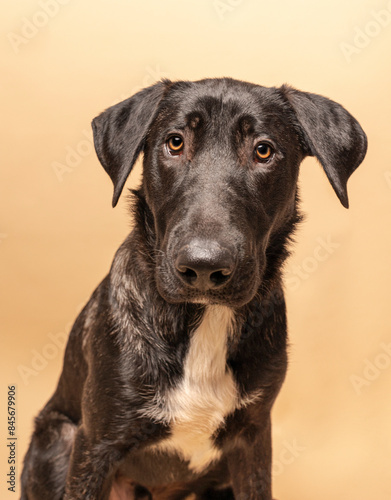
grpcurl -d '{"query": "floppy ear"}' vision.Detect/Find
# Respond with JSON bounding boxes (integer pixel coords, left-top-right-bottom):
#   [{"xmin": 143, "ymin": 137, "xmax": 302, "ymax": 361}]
[
  {"xmin": 92, "ymin": 80, "xmax": 169, "ymax": 207},
  {"xmin": 280, "ymin": 85, "xmax": 367, "ymax": 208}
]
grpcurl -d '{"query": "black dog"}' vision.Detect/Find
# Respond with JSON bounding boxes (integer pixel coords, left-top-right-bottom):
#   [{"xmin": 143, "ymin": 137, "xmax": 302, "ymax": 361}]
[{"xmin": 21, "ymin": 78, "xmax": 367, "ymax": 500}]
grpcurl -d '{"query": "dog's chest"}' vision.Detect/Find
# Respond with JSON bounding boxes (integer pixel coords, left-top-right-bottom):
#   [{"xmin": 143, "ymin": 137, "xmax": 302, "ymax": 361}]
[{"xmin": 147, "ymin": 305, "xmax": 239, "ymax": 473}]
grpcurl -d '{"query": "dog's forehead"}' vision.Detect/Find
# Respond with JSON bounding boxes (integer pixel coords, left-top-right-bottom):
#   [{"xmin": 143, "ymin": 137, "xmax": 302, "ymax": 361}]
[{"xmin": 159, "ymin": 79, "xmax": 288, "ymax": 129}]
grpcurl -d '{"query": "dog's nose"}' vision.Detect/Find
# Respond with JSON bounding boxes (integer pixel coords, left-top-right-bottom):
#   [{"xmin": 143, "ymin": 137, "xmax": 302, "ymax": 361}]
[{"xmin": 175, "ymin": 240, "xmax": 235, "ymax": 291}]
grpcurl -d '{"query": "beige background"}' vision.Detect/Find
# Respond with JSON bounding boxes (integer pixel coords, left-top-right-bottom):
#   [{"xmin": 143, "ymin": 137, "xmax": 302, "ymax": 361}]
[{"xmin": 1, "ymin": 0, "xmax": 391, "ymax": 498}]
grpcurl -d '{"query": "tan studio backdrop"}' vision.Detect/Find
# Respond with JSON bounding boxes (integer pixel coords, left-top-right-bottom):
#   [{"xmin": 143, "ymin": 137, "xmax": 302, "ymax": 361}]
[{"xmin": 1, "ymin": 1, "xmax": 391, "ymax": 499}]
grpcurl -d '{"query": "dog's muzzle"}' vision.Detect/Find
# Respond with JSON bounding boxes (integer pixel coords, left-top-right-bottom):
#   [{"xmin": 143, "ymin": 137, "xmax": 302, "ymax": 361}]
[{"xmin": 174, "ymin": 238, "xmax": 236, "ymax": 292}]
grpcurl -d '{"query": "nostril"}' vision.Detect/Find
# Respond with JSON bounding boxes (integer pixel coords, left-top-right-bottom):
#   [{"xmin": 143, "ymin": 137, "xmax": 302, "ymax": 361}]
[
  {"xmin": 210, "ymin": 270, "xmax": 231, "ymax": 286},
  {"xmin": 178, "ymin": 267, "xmax": 198, "ymax": 284}
]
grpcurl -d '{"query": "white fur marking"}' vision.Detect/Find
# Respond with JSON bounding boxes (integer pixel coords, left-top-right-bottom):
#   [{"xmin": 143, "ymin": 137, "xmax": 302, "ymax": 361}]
[{"xmin": 146, "ymin": 305, "xmax": 241, "ymax": 472}]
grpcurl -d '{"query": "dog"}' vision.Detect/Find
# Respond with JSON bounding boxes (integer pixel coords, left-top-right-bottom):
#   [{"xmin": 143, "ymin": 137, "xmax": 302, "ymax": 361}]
[{"xmin": 21, "ymin": 78, "xmax": 367, "ymax": 500}]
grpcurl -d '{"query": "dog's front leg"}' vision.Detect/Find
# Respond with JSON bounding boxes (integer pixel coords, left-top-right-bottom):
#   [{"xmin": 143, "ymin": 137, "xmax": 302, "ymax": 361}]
[
  {"xmin": 64, "ymin": 425, "xmax": 121, "ymax": 500},
  {"xmin": 227, "ymin": 415, "xmax": 273, "ymax": 500}
]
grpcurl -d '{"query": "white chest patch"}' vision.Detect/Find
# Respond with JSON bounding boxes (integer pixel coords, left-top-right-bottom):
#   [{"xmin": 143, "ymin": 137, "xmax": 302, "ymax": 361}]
[{"xmin": 145, "ymin": 305, "xmax": 242, "ymax": 473}]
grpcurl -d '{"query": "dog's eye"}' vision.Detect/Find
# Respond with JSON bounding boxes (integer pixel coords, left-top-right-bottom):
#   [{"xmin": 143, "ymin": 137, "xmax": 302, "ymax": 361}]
[
  {"xmin": 255, "ymin": 143, "xmax": 273, "ymax": 162},
  {"xmin": 167, "ymin": 136, "xmax": 184, "ymax": 154}
]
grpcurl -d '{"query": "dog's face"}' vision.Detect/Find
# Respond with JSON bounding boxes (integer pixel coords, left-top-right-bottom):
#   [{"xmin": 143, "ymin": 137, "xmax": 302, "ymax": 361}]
[
  {"xmin": 92, "ymin": 78, "xmax": 367, "ymax": 307},
  {"xmin": 142, "ymin": 81, "xmax": 304, "ymax": 306}
]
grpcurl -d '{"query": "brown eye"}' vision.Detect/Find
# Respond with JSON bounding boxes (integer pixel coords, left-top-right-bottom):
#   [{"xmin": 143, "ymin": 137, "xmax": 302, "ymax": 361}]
[
  {"xmin": 255, "ymin": 143, "xmax": 273, "ymax": 162},
  {"xmin": 167, "ymin": 136, "xmax": 184, "ymax": 154}
]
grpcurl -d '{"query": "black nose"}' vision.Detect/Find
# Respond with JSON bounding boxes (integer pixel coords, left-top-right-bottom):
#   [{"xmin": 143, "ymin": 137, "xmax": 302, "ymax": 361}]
[{"xmin": 175, "ymin": 239, "xmax": 235, "ymax": 291}]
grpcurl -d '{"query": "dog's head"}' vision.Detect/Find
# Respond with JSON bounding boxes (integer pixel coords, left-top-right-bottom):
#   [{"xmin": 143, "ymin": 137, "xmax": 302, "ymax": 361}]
[{"xmin": 92, "ymin": 78, "xmax": 367, "ymax": 307}]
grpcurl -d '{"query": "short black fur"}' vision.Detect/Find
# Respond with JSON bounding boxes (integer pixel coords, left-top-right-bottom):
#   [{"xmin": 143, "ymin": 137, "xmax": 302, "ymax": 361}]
[{"xmin": 21, "ymin": 78, "xmax": 367, "ymax": 500}]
